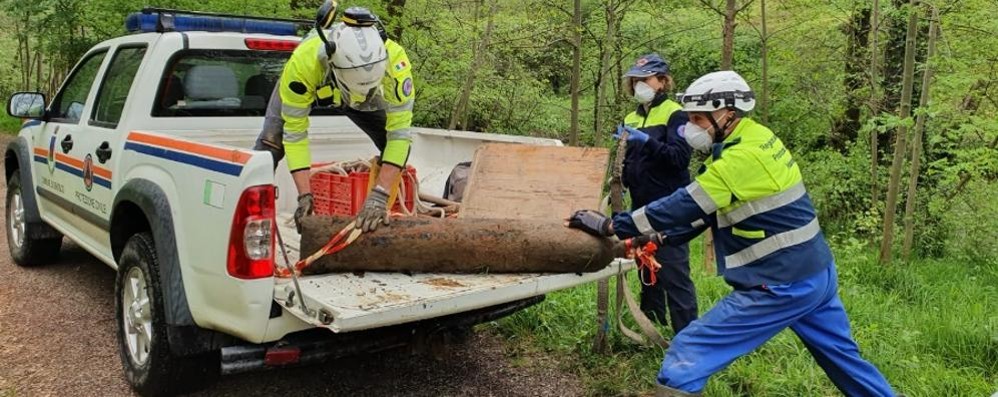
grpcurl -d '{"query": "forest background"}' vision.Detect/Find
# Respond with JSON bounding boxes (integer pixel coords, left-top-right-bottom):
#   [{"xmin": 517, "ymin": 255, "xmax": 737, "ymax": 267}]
[{"xmin": 1, "ymin": 0, "xmax": 995, "ymax": 395}]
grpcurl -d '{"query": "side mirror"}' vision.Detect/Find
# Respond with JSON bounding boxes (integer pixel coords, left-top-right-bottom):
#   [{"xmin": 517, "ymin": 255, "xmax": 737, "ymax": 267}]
[{"xmin": 7, "ymin": 92, "xmax": 46, "ymax": 119}]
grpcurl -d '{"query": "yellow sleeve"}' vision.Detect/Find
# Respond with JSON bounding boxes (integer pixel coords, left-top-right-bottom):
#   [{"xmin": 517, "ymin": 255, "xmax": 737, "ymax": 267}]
[
  {"xmin": 280, "ymin": 36, "xmax": 326, "ymax": 171},
  {"xmin": 380, "ymin": 40, "xmax": 415, "ymax": 167}
]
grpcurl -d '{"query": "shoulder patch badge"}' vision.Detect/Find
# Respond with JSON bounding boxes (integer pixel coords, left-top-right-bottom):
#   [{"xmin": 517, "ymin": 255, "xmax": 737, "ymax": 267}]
[
  {"xmin": 394, "ymin": 60, "xmax": 408, "ymax": 72},
  {"xmin": 402, "ymin": 78, "xmax": 413, "ymax": 97},
  {"xmin": 289, "ymin": 81, "xmax": 308, "ymax": 95}
]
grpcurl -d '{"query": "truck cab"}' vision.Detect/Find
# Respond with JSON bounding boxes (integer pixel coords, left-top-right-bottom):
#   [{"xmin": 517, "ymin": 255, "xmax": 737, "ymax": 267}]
[{"xmin": 4, "ymin": 9, "xmax": 627, "ymax": 396}]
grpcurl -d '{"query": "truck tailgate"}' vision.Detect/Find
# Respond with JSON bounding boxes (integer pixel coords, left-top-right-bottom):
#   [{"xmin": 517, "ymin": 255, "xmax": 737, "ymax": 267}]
[{"xmin": 274, "ymin": 216, "xmax": 632, "ymax": 332}]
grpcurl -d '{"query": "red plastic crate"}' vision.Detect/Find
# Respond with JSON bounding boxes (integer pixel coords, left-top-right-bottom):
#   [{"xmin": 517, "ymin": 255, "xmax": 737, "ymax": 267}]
[{"xmin": 310, "ymin": 165, "xmax": 417, "ymax": 216}]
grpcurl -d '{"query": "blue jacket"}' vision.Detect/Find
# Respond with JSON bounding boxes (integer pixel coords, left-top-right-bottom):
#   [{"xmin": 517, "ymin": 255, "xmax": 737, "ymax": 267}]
[
  {"xmin": 612, "ymin": 118, "xmax": 832, "ymax": 289},
  {"xmin": 622, "ymin": 93, "xmax": 692, "ymax": 209}
]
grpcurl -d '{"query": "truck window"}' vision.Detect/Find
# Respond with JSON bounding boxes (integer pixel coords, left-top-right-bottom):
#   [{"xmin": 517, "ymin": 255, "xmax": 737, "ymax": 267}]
[
  {"xmin": 153, "ymin": 50, "xmax": 287, "ymax": 117},
  {"xmin": 153, "ymin": 49, "xmax": 343, "ymax": 118},
  {"xmin": 50, "ymin": 50, "xmax": 108, "ymax": 123},
  {"xmin": 91, "ymin": 46, "xmax": 147, "ymax": 128}
]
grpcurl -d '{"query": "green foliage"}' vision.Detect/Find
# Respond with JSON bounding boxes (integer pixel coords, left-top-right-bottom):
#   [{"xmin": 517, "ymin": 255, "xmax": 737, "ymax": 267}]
[{"xmin": 0, "ymin": 116, "xmax": 23, "ymax": 135}]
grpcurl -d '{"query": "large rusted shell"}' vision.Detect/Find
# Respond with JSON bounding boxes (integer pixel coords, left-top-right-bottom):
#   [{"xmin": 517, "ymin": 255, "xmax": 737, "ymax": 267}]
[{"xmin": 299, "ymin": 216, "xmax": 616, "ymax": 275}]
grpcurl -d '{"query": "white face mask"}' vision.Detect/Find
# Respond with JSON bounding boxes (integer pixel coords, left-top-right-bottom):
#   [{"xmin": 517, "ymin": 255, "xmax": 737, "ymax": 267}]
[
  {"xmin": 633, "ymin": 81, "xmax": 657, "ymax": 103},
  {"xmin": 682, "ymin": 122, "xmax": 713, "ymax": 152}
]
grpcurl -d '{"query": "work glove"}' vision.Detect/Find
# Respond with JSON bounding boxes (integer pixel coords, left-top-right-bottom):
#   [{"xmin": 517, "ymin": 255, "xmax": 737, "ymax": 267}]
[
  {"xmin": 632, "ymin": 233, "xmax": 664, "ymax": 247},
  {"xmin": 294, "ymin": 193, "xmax": 314, "ymax": 234},
  {"xmin": 613, "ymin": 125, "xmax": 649, "ymax": 144},
  {"xmin": 357, "ymin": 186, "xmax": 391, "ymax": 232},
  {"xmin": 566, "ymin": 209, "xmax": 613, "ymax": 237}
]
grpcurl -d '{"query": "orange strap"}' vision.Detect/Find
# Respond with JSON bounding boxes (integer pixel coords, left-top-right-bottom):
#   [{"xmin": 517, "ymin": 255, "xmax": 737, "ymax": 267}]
[
  {"xmin": 276, "ymin": 220, "xmax": 362, "ymax": 278},
  {"xmin": 625, "ymin": 238, "xmax": 662, "ymax": 286}
]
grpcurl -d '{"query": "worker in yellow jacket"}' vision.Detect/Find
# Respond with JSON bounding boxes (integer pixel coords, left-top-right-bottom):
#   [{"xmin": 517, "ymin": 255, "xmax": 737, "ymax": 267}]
[{"xmin": 255, "ymin": 2, "xmax": 415, "ymax": 233}]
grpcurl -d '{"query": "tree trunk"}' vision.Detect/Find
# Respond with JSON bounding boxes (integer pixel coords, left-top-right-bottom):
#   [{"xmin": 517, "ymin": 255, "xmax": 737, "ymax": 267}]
[
  {"xmin": 594, "ymin": 121, "xmax": 629, "ymax": 354},
  {"xmin": 34, "ymin": 51, "xmax": 42, "ymax": 92},
  {"xmin": 869, "ymin": 0, "xmax": 881, "ymax": 233},
  {"xmin": 870, "ymin": 0, "xmax": 882, "ymax": 112},
  {"xmin": 448, "ymin": 1, "xmax": 496, "ymax": 131},
  {"xmin": 615, "ymin": 39, "xmax": 625, "ymax": 102},
  {"xmin": 878, "ymin": 0, "xmax": 919, "ymax": 265},
  {"xmin": 18, "ymin": 16, "xmax": 32, "ymax": 92},
  {"xmin": 721, "ymin": 0, "xmax": 736, "ymax": 70},
  {"xmin": 759, "ymin": 0, "xmax": 769, "ymax": 123},
  {"xmin": 594, "ymin": 2, "xmax": 618, "ymax": 147},
  {"xmin": 831, "ymin": 7, "xmax": 871, "ymax": 152},
  {"xmin": 385, "ymin": 0, "xmax": 407, "ymax": 40},
  {"xmin": 901, "ymin": 7, "xmax": 938, "ymax": 261},
  {"xmin": 569, "ymin": 0, "xmax": 583, "ymax": 146},
  {"xmin": 879, "ymin": 0, "xmax": 911, "ymax": 156},
  {"xmin": 701, "ymin": 230, "xmax": 715, "ymax": 273}
]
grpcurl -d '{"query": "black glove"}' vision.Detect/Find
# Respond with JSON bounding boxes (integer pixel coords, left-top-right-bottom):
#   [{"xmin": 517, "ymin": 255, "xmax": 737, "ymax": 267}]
[
  {"xmin": 294, "ymin": 193, "xmax": 314, "ymax": 234},
  {"xmin": 357, "ymin": 186, "xmax": 390, "ymax": 232},
  {"xmin": 632, "ymin": 233, "xmax": 664, "ymax": 247},
  {"xmin": 567, "ymin": 209, "xmax": 613, "ymax": 237}
]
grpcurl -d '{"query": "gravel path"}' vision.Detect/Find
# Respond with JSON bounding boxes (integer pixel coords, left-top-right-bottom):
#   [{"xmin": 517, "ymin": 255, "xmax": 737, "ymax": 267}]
[{"xmin": 0, "ymin": 134, "xmax": 583, "ymax": 397}]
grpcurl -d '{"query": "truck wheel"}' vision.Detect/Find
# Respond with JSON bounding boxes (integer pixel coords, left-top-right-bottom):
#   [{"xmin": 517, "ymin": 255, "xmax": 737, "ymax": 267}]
[
  {"xmin": 115, "ymin": 232, "xmax": 219, "ymax": 396},
  {"xmin": 6, "ymin": 173, "xmax": 61, "ymax": 266}
]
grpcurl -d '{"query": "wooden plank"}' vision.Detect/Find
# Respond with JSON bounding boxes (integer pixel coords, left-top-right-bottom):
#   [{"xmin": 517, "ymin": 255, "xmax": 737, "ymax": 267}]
[{"xmin": 459, "ymin": 143, "xmax": 609, "ymax": 221}]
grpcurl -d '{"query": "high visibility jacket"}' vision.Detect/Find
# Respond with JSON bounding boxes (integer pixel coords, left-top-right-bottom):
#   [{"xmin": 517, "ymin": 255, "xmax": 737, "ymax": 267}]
[
  {"xmin": 613, "ymin": 118, "xmax": 832, "ymax": 289},
  {"xmin": 621, "ymin": 94, "xmax": 691, "ymax": 209},
  {"xmin": 280, "ymin": 31, "xmax": 415, "ymax": 171}
]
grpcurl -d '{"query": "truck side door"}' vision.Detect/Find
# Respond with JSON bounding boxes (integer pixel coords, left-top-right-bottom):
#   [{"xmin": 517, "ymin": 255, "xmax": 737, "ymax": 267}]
[
  {"xmin": 34, "ymin": 49, "xmax": 109, "ymax": 242},
  {"xmin": 75, "ymin": 43, "xmax": 149, "ymax": 249}
]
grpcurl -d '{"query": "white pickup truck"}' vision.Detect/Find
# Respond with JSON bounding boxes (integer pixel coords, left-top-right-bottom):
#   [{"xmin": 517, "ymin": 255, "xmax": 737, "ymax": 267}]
[{"xmin": 3, "ymin": 9, "xmax": 624, "ymax": 396}]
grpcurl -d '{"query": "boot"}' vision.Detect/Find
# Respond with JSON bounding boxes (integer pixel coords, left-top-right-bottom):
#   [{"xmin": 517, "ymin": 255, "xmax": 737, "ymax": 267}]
[{"xmin": 655, "ymin": 383, "xmax": 701, "ymax": 397}]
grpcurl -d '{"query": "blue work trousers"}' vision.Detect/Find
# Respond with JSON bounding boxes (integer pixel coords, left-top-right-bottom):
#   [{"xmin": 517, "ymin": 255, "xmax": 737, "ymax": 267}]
[{"xmin": 657, "ymin": 264, "xmax": 895, "ymax": 396}]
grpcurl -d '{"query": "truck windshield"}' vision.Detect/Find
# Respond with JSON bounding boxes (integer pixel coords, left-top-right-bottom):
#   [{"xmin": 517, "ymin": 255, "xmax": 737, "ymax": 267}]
[{"xmin": 152, "ymin": 49, "xmax": 340, "ymax": 117}]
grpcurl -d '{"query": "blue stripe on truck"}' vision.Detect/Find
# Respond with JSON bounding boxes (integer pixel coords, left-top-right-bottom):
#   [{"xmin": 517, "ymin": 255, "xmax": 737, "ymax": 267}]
[{"xmin": 124, "ymin": 142, "xmax": 244, "ymax": 177}]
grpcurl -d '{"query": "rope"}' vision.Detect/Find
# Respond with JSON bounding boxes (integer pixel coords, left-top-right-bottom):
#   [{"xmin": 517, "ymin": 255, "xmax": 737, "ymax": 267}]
[
  {"xmin": 275, "ymin": 220, "xmax": 362, "ymax": 278},
  {"xmin": 625, "ymin": 238, "xmax": 663, "ymax": 286}
]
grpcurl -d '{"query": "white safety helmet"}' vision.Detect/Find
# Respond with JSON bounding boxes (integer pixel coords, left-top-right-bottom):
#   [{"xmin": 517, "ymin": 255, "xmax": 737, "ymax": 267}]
[
  {"xmin": 327, "ymin": 22, "xmax": 387, "ymax": 104},
  {"xmin": 677, "ymin": 71, "xmax": 756, "ymax": 113}
]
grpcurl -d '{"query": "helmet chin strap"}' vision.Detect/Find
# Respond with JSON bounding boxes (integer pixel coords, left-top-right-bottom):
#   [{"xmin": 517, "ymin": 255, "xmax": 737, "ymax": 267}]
[{"xmin": 707, "ymin": 109, "xmax": 735, "ymax": 142}]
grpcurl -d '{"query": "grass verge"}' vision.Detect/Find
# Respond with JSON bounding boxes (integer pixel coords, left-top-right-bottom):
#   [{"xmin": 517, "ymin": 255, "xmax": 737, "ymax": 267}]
[
  {"xmin": 0, "ymin": 115, "xmax": 23, "ymax": 135},
  {"xmin": 490, "ymin": 236, "xmax": 998, "ymax": 396}
]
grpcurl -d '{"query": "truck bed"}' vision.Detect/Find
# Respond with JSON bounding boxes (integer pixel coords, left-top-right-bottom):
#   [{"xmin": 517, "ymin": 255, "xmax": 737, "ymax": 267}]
[{"xmin": 274, "ymin": 214, "xmax": 632, "ymax": 332}]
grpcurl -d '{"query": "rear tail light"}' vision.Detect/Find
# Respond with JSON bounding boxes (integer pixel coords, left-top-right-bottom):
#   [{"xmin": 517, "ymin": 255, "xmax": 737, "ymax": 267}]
[
  {"xmin": 227, "ymin": 185, "xmax": 275, "ymax": 279},
  {"xmin": 244, "ymin": 38, "xmax": 299, "ymax": 52}
]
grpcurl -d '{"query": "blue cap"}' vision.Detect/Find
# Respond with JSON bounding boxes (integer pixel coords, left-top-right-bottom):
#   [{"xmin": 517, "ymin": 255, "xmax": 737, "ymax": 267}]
[{"xmin": 624, "ymin": 53, "xmax": 670, "ymax": 78}]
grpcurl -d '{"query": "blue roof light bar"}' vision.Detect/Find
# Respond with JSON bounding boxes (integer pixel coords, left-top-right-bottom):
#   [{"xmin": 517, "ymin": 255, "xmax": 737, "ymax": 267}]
[{"xmin": 126, "ymin": 8, "xmax": 312, "ymax": 36}]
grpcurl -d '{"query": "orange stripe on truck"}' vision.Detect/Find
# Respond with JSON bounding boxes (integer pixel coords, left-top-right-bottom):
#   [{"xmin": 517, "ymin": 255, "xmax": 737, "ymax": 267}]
[
  {"xmin": 128, "ymin": 131, "xmax": 251, "ymax": 165},
  {"xmin": 54, "ymin": 152, "xmax": 113, "ymax": 179}
]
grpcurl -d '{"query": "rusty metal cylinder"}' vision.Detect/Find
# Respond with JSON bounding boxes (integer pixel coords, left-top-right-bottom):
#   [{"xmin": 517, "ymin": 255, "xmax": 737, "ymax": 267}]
[{"xmin": 299, "ymin": 216, "xmax": 616, "ymax": 275}]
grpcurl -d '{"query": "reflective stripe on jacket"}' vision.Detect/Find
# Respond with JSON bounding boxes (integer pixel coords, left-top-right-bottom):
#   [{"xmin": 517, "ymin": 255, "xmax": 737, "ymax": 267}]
[
  {"xmin": 621, "ymin": 95, "xmax": 691, "ymax": 209},
  {"xmin": 280, "ymin": 32, "xmax": 415, "ymax": 171},
  {"xmin": 613, "ymin": 118, "xmax": 832, "ymax": 289}
]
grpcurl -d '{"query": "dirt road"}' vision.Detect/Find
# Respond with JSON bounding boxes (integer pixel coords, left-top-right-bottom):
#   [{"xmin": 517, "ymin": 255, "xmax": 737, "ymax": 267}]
[{"xmin": 0, "ymin": 135, "xmax": 582, "ymax": 397}]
